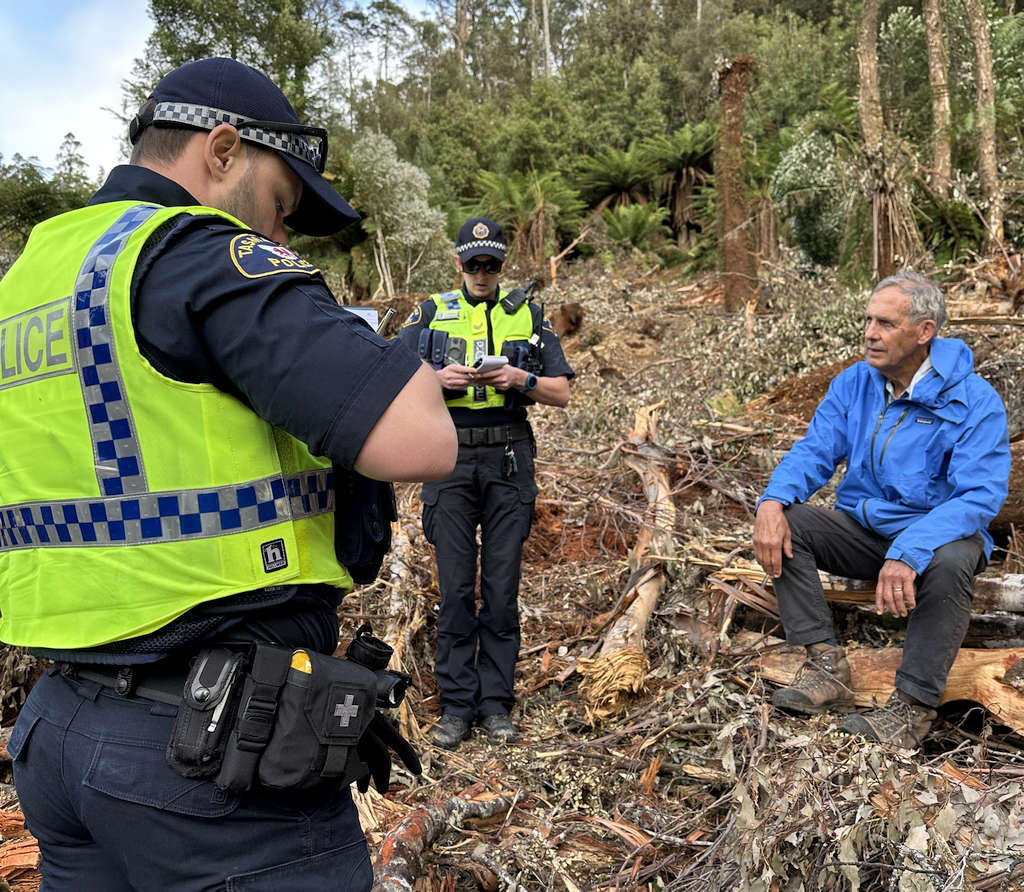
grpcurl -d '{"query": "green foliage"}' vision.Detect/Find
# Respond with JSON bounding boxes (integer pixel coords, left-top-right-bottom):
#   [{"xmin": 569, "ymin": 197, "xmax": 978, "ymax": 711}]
[
  {"xmin": 770, "ymin": 133, "xmax": 844, "ymax": 266},
  {"xmin": 470, "ymin": 169, "xmax": 584, "ymax": 266},
  {"xmin": 574, "ymin": 143, "xmax": 654, "ymax": 211},
  {"xmin": 349, "ymin": 132, "xmax": 452, "ymax": 295},
  {"xmin": 494, "ymin": 78, "xmax": 588, "ymax": 175},
  {"xmin": 913, "ymin": 195, "xmax": 986, "ymax": 266},
  {"xmin": 91, "ymin": 0, "xmax": 1024, "ymax": 281},
  {"xmin": 878, "ymin": 6, "xmax": 931, "ymax": 143},
  {"xmin": 639, "ymin": 121, "xmax": 715, "ymax": 241},
  {"xmin": 0, "ymin": 136, "xmax": 97, "ymax": 254},
  {"xmin": 402, "ymin": 92, "xmax": 505, "ymax": 209},
  {"xmin": 601, "ymin": 203, "xmax": 670, "ymax": 250},
  {"xmin": 127, "ymin": 0, "xmax": 334, "ymax": 117}
]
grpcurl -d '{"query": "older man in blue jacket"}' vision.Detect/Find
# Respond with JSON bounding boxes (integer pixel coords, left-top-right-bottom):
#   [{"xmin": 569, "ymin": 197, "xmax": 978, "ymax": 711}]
[{"xmin": 753, "ymin": 270, "xmax": 1010, "ymax": 748}]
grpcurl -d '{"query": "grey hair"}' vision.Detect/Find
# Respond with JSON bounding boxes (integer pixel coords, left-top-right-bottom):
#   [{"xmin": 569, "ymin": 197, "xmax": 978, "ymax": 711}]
[{"xmin": 871, "ymin": 269, "xmax": 946, "ymax": 331}]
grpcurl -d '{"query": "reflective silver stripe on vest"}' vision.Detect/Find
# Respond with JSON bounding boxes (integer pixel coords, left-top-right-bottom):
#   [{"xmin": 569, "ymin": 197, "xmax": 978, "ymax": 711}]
[
  {"xmin": 0, "ymin": 205, "xmax": 336, "ymax": 553},
  {"xmin": 74, "ymin": 204, "xmax": 159, "ymax": 497},
  {"xmin": 0, "ymin": 468, "xmax": 333, "ymax": 551}
]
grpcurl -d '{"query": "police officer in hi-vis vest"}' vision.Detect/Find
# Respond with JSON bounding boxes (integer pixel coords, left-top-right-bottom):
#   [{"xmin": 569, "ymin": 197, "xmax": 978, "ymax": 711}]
[
  {"xmin": 0, "ymin": 58, "xmax": 456, "ymax": 890},
  {"xmin": 397, "ymin": 218, "xmax": 574, "ymax": 749}
]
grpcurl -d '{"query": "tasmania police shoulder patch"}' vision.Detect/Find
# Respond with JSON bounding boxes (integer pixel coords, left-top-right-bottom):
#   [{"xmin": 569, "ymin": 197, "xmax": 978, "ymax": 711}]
[
  {"xmin": 402, "ymin": 305, "xmax": 423, "ymax": 327},
  {"xmin": 229, "ymin": 234, "xmax": 320, "ymax": 279}
]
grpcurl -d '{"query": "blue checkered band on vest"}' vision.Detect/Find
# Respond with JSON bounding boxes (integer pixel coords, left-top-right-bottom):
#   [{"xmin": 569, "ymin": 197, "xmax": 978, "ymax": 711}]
[
  {"xmin": 0, "ymin": 469, "xmax": 333, "ymax": 551},
  {"xmin": 0, "ymin": 205, "xmax": 334, "ymax": 553},
  {"xmin": 152, "ymin": 101, "xmax": 322, "ymax": 170},
  {"xmin": 74, "ymin": 204, "xmax": 158, "ymax": 496}
]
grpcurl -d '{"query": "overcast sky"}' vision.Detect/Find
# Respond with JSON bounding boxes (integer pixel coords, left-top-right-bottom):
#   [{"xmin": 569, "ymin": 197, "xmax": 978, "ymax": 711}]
[{"xmin": 0, "ymin": 0, "xmax": 153, "ymax": 179}]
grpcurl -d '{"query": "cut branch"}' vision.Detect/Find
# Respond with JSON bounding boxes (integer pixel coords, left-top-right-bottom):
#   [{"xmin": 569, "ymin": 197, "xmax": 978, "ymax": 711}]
[
  {"xmin": 578, "ymin": 403, "xmax": 676, "ymax": 716},
  {"xmin": 373, "ymin": 791, "xmax": 517, "ymax": 892}
]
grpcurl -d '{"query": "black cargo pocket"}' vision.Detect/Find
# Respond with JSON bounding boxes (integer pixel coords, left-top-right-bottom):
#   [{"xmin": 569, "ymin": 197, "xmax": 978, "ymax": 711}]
[
  {"xmin": 227, "ymin": 837, "xmax": 371, "ymax": 891},
  {"xmin": 85, "ymin": 738, "xmax": 239, "ymax": 817},
  {"xmin": 421, "ymin": 483, "xmax": 440, "ymax": 544},
  {"xmin": 7, "ymin": 710, "xmax": 40, "ymax": 763},
  {"xmin": 515, "ymin": 440, "xmax": 538, "ymax": 503}
]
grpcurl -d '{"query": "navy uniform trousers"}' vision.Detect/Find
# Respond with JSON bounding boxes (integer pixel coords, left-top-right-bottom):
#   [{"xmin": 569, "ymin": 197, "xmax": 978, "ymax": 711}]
[
  {"xmin": 422, "ymin": 435, "xmax": 537, "ymax": 723},
  {"xmin": 10, "ymin": 670, "xmax": 372, "ymax": 892}
]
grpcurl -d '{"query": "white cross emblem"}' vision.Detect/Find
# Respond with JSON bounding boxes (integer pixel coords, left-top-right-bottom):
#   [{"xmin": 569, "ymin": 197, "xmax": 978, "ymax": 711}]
[{"xmin": 334, "ymin": 695, "xmax": 360, "ymax": 728}]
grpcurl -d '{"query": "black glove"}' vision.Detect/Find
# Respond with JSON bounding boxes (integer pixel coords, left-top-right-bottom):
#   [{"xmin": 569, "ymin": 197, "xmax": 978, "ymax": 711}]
[{"xmin": 356, "ymin": 712, "xmax": 422, "ymax": 794}]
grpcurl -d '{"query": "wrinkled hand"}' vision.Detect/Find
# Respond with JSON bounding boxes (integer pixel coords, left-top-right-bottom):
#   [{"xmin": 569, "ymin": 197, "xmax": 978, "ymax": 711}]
[
  {"xmin": 436, "ymin": 364, "xmax": 477, "ymax": 390},
  {"xmin": 752, "ymin": 500, "xmax": 791, "ymax": 579},
  {"xmin": 355, "ymin": 712, "xmax": 422, "ymax": 795},
  {"xmin": 875, "ymin": 559, "xmax": 917, "ymax": 618}
]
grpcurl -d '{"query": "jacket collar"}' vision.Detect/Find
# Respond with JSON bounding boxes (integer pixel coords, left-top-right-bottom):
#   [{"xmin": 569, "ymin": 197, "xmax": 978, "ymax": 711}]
[{"xmin": 88, "ymin": 165, "xmax": 200, "ymax": 209}]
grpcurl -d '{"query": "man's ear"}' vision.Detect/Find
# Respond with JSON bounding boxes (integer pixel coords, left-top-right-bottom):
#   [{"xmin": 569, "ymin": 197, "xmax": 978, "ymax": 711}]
[
  {"xmin": 203, "ymin": 124, "xmax": 245, "ymax": 182},
  {"xmin": 918, "ymin": 318, "xmax": 937, "ymax": 345}
]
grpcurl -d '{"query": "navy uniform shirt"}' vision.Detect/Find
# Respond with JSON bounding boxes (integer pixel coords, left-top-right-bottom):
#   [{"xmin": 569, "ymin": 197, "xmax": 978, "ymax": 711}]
[
  {"xmin": 397, "ymin": 285, "xmax": 574, "ymax": 428},
  {"xmin": 39, "ymin": 166, "xmax": 423, "ymax": 663}
]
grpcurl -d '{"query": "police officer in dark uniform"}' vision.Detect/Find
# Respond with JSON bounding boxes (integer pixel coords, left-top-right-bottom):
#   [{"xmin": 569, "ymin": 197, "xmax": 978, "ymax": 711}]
[
  {"xmin": 1, "ymin": 58, "xmax": 455, "ymax": 890},
  {"xmin": 397, "ymin": 219, "xmax": 574, "ymax": 748}
]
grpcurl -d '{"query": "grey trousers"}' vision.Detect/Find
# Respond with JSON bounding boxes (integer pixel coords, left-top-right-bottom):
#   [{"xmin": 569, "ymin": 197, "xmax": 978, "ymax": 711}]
[{"xmin": 774, "ymin": 504, "xmax": 985, "ymax": 707}]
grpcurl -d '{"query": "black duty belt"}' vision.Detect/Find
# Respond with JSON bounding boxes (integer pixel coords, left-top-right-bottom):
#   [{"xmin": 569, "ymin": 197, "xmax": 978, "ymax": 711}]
[
  {"xmin": 456, "ymin": 422, "xmax": 532, "ymax": 447},
  {"xmin": 59, "ymin": 661, "xmax": 189, "ymax": 706}
]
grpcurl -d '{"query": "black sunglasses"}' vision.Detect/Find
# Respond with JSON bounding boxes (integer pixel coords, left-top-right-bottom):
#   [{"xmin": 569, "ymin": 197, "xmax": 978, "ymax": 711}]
[{"xmin": 463, "ymin": 258, "xmax": 503, "ymax": 275}]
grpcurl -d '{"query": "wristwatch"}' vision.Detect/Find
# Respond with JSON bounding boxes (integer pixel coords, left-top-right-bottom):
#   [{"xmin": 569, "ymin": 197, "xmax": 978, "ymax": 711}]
[{"xmin": 520, "ymin": 372, "xmax": 538, "ymax": 393}]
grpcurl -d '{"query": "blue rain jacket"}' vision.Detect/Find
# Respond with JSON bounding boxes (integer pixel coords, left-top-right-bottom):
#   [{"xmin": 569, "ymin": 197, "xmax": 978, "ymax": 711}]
[{"xmin": 759, "ymin": 337, "xmax": 1010, "ymax": 574}]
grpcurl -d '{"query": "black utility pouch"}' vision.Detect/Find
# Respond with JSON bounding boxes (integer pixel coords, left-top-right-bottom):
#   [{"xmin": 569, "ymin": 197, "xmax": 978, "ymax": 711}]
[
  {"xmin": 166, "ymin": 648, "xmax": 245, "ymax": 779},
  {"xmin": 258, "ymin": 650, "xmax": 378, "ymax": 791},
  {"xmin": 333, "ymin": 467, "xmax": 397, "ymax": 585},
  {"xmin": 215, "ymin": 644, "xmax": 291, "ymax": 793}
]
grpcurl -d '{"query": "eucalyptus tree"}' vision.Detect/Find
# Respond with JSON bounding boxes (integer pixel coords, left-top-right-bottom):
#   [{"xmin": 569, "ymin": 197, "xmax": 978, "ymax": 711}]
[
  {"xmin": 125, "ymin": 0, "xmax": 336, "ymax": 119},
  {"xmin": 0, "ymin": 137, "xmax": 97, "ymax": 254}
]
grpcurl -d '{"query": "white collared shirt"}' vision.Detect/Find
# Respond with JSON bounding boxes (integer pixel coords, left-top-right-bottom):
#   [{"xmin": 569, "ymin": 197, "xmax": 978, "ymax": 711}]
[{"xmin": 886, "ymin": 354, "xmax": 934, "ymax": 402}]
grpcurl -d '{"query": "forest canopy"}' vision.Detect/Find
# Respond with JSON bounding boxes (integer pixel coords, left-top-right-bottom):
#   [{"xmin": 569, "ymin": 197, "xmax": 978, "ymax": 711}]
[{"xmin": 3, "ymin": 0, "xmax": 1022, "ymax": 296}]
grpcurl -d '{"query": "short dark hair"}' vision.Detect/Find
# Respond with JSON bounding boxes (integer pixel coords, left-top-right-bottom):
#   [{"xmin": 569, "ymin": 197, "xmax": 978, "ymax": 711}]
[
  {"xmin": 129, "ymin": 99, "xmax": 198, "ymax": 166},
  {"xmin": 872, "ymin": 269, "xmax": 947, "ymax": 331}
]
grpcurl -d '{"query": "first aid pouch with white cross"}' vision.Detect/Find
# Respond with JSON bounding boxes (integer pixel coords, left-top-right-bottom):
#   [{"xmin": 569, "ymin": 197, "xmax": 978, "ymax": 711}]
[{"xmin": 213, "ymin": 643, "xmax": 377, "ymax": 793}]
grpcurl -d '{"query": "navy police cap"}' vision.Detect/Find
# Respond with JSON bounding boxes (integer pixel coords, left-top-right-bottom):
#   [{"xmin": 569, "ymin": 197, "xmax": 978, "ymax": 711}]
[
  {"xmin": 456, "ymin": 217, "xmax": 507, "ymax": 263},
  {"xmin": 130, "ymin": 57, "xmax": 359, "ymax": 237}
]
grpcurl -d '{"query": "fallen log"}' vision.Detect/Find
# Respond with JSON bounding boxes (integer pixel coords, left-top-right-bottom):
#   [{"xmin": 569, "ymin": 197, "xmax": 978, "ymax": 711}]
[
  {"xmin": 578, "ymin": 403, "xmax": 676, "ymax": 717},
  {"xmin": 373, "ymin": 789, "xmax": 517, "ymax": 892},
  {"xmin": 382, "ymin": 487, "xmax": 429, "ymax": 745},
  {"xmin": 0, "ymin": 810, "xmax": 41, "ymax": 890},
  {"xmin": 733, "ymin": 630, "xmax": 1024, "ymax": 734}
]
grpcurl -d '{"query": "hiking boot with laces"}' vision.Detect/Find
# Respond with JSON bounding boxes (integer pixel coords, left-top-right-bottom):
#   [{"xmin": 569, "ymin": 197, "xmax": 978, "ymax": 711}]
[
  {"xmin": 771, "ymin": 643, "xmax": 855, "ymax": 715},
  {"xmin": 479, "ymin": 713, "xmax": 518, "ymax": 745},
  {"xmin": 428, "ymin": 714, "xmax": 471, "ymax": 750},
  {"xmin": 839, "ymin": 689, "xmax": 937, "ymax": 748}
]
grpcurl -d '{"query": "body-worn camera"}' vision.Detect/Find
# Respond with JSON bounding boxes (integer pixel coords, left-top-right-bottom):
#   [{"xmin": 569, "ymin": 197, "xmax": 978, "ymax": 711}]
[{"xmin": 345, "ymin": 623, "xmax": 412, "ymax": 709}]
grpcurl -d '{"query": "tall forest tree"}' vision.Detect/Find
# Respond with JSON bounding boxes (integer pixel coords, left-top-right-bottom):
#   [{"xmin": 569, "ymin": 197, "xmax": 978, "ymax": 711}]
[
  {"xmin": 126, "ymin": 0, "xmax": 334, "ymax": 118},
  {"xmin": 962, "ymin": 0, "xmax": 1004, "ymax": 248},
  {"xmin": 716, "ymin": 56, "xmax": 756, "ymax": 314},
  {"xmin": 857, "ymin": 0, "xmax": 896, "ymax": 279},
  {"xmin": 922, "ymin": 0, "xmax": 952, "ymax": 199}
]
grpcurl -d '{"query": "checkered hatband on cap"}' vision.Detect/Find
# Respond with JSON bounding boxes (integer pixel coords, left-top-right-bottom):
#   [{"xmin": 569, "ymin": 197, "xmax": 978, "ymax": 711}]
[{"xmin": 152, "ymin": 102, "xmax": 323, "ymax": 171}]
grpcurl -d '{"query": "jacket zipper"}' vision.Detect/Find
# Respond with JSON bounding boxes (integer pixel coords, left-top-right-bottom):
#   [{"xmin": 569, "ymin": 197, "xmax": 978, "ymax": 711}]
[{"xmin": 864, "ymin": 402, "xmax": 911, "ymax": 530}]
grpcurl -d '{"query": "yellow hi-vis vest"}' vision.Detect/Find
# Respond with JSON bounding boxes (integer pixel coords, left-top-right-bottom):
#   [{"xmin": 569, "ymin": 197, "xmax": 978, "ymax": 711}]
[
  {"xmin": 0, "ymin": 201, "xmax": 351, "ymax": 648},
  {"xmin": 427, "ymin": 289, "xmax": 534, "ymax": 410}
]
